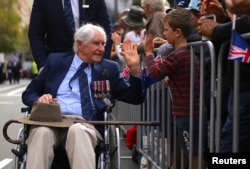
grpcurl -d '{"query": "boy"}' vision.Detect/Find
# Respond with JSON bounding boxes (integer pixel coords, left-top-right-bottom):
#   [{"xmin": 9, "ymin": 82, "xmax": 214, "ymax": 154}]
[{"xmin": 144, "ymin": 8, "xmax": 205, "ymax": 169}]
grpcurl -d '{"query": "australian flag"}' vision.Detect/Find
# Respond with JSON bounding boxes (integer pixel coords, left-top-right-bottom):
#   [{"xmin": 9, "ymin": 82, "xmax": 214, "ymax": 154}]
[{"xmin": 228, "ymin": 30, "xmax": 250, "ymax": 63}]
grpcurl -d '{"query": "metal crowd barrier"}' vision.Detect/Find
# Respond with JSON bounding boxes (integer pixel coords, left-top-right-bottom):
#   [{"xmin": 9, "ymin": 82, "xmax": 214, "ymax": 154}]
[
  {"xmin": 112, "ymin": 33, "xmax": 249, "ymax": 168},
  {"xmin": 215, "ymin": 33, "xmax": 250, "ymax": 153}
]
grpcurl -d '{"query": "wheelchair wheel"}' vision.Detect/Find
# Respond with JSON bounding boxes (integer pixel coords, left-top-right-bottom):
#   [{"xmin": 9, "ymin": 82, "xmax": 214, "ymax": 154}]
[
  {"xmin": 115, "ymin": 127, "xmax": 121, "ymax": 169},
  {"xmin": 109, "ymin": 125, "xmax": 116, "ymax": 169},
  {"xmin": 97, "ymin": 125, "xmax": 120, "ymax": 169},
  {"xmin": 12, "ymin": 127, "xmax": 26, "ymax": 169},
  {"xmin": 109, "ymin": 125, "xmax": 121, "ymax": 169}
]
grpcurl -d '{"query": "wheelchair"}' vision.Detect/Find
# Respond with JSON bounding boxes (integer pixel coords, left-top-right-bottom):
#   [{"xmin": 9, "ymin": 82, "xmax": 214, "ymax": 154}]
[{"xmin": 3, "ymin": 105, "xmax": 121, "ymax": 169}]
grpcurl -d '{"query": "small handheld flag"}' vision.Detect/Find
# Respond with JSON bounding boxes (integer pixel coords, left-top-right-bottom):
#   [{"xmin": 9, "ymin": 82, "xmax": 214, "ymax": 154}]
[{"xmin": 228, "ymin": 30, "xmax": 250, "ymax": 64}]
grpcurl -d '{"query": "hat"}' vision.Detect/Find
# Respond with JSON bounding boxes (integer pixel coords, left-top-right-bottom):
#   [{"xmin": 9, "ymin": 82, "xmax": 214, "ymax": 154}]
[
  {"xmin": 185, "ymin": 0, "xmax": 200, "ymax": 13},
  {"xmin": 122, "ymin": 5, "xmax": 146, "ymax": 28},
  {"xmin": 18, "ymin": 101, "xmax": 73, "ymax": 127}
]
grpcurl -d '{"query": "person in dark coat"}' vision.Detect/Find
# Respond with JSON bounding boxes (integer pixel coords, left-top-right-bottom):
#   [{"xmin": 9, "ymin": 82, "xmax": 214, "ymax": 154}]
[{"xmin": 28, "ymin": 0, "xmax": 112, "ymax": 70}]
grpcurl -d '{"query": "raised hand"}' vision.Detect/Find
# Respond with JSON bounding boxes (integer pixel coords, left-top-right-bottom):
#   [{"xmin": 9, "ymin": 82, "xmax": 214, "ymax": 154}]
[
  {"xmin": 120, "ymin": 39, "xmax": 141, "ymax": 77},
  {"xmin": 144, "ymin": 34, "xmax": 155, "ymax": 56},
  {"xmin": 200, "ymin": 0, "xmax": 228, "ymax": 23}
]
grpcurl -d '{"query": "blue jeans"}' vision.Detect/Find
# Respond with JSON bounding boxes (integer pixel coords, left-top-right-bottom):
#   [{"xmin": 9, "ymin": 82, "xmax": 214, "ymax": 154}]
[
  {"xmin": 175, "ymin": 114, "xmax": 207, "ymax": 155},
  {"xmin": 220, "ymin": 89, "xmax": 250, "ymax": 152}
]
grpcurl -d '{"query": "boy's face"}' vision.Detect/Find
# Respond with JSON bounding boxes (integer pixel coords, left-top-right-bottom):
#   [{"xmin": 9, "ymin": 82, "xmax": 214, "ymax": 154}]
[{"xmin": 163, "ymin": 22, "xmax": 176, "ymax": 45}]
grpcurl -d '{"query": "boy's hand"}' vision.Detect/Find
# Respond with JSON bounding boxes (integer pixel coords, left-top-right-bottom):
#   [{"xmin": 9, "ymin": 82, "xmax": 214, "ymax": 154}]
[{"xmin": 144, "ymin": 34, "xmax": 154, "ymax": 56}]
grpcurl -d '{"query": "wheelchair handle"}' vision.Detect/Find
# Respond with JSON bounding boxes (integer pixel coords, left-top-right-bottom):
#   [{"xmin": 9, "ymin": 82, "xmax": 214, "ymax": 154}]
[
  {"xmin": 2, "ymin": 119, "xmax": 22, "ymax": 145},
  {"xmin": 74, "ymin": 120, "xmax": 160, "ymax": 126}
]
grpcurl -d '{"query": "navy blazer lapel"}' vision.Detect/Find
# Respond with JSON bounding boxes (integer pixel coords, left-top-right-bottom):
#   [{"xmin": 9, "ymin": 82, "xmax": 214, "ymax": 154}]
[{"xmin": 50, "ymin": 53, "xmax": 74, "ymax": 96}]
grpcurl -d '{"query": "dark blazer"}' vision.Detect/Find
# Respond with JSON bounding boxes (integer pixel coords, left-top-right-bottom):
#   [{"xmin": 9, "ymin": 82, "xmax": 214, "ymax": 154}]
[
  {"xmin": 211, "ymin": 15, "xmax": 250, "ymax": 91},
  {"xmin": 22, "ymin": 53, "xmax": 144, "ymax": 135},
  {"xmin": 28, "ymin": 0, "xmax": 112, "ymax": 69}
]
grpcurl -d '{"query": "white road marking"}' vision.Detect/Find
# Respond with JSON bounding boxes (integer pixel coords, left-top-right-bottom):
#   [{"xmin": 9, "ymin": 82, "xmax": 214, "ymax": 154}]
[
  {"xmin": 0, "ymin": 85, "xmax": 18, "ymax": 92},
  {"xmin": 6, "ymin": 87, "xmax": 26, "ymax": 96},
  {"xmin": 0, "ymin": 158, "xmax": 13, "ymax": 169},
  {"xmin": 0, "ymin": 101, "xmax": 13, "ymax": 104}
]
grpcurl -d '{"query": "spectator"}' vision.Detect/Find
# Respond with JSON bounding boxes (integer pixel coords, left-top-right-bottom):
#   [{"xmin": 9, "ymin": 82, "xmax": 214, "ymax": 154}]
[
  {"xmin": 12, "ymin": 57, "xmax": 22, "ymax": 84},
  {"xmin": 6, "ymin": 60, "xmax": 13, "ymax": 85},
  {"xmin": 28, "ymin": 0, "xmax": 112, "ymax": 71},
  {"xmin": 197, "ymin": 0, "xmax": 231, "ymax": 129},
  {"xmin": 198, "ymin": 0, "xmax": 250, "ymax": 152},
  {"xmin": 121, "ymin": 5, "xmax": 146, "ymax": 44},
  {"xmin": 225, "ymin": 0, "xmax": 250, "ymax": 16},
  {"xmin": 144, "ymin": 8, "xmax": 206, "ymax": 169},
  {"xmin": 111, "ymin": 8, "xmax": 130, "ymax": 40},
  {"xmin": 22, "ymin": 23, "xmax": 144, "ymax": 169},
  {"xmin": 141, "ymin": 0, "xmax": 167, "ymax": 40},
  {"xmin": 31, "ymin": 61, "xmax": 38, "ymax": 78},
  {"xmin": 112, "ymin": 5, "xmax": 146, "ymax": 69},
  {"xmin": 199, "ymin": 0, "xmax": 229, "ymax": 23},
  {"xmin": 110, "ymin": 8, "xmax": 130, "ymax": 63},
  {"xmin": 0, "ymin": 61, "xmax": 4, "ymax": 84}
]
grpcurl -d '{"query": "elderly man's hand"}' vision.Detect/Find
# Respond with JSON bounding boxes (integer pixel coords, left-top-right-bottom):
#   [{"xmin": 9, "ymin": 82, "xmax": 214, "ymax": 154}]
[
  {"xmin": 120, "ymin": 39, "xmax": 141, "ymax": 77},
  {"xmin": 38, "ymin": 94, "xmax": 57, "ymax": 103}
]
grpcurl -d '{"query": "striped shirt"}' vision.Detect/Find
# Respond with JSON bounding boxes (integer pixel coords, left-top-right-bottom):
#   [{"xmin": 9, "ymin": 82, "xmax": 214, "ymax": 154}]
[{"xmin": 146, "ymin": 46, "xmax": 200, "ymax": 116}]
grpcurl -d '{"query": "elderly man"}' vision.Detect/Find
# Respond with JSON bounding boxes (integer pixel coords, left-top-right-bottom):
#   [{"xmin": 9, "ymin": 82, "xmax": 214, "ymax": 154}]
[{"xmin": 22, "ymin": 23, "xmax": 144, "ymax": 169}]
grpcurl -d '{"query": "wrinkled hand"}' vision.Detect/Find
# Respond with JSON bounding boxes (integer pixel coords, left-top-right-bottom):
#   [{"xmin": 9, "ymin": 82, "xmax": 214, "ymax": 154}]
[
  {"xmin": 120, "ymin": 39, "xmax": 141, "ymax": 77},
  {"xmin": 225, "ymin": 0, "xmax": 250, "ymax": 15},
  {"xmin": 197, "ymin": 18, "xmax": 219, "ymax": 37},
  {"xmin": 144, "ymin": 34, "xmax": 155, "ymax": 56},
  {"xmin": 200, "ymin": 0, "xmax": 228, "ymax": 23},
  {"xmin": 38, "ymin": 94, "xmax": 57, "ymax": 103}
]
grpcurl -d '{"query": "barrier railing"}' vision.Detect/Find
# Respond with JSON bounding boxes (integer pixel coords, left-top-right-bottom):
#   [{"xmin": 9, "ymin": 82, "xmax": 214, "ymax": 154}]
[
  {"xmin": 215, "ymin": 33, "xmax": 250, "ymax": 153},
  {"xmin": 112, "ymin": 33, "xmax": 250, "ymax": 168}
]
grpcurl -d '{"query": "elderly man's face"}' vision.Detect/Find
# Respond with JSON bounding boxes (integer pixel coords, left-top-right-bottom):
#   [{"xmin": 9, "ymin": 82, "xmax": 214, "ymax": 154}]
[{"xmin": 77, "ymin": 30, "xmax": 106, "ymax": 63}]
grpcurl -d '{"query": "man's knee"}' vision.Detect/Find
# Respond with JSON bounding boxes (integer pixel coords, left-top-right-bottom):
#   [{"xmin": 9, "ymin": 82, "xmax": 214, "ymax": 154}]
[{"xmin": 27, "ymin": 126, "xmax": 55, "ymax": 144}]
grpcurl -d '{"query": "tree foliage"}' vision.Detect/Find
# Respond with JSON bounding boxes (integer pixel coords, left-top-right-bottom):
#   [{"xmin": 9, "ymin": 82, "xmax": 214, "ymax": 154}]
[{"xmin": 0, "ymin": 0, "xmax": 30, "ymax": 57}]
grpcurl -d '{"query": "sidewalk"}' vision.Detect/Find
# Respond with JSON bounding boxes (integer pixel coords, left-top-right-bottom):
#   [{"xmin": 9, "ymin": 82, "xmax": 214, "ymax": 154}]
[{"xmin": 120, "ymin": 138, "xmax": 139, "ymax": 169}]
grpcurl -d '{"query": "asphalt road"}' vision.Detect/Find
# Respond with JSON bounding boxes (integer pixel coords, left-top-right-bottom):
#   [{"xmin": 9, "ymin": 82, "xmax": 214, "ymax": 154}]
[{"xmin": 0, "ymin": 79, "xmax": 139, "ymax": 169}]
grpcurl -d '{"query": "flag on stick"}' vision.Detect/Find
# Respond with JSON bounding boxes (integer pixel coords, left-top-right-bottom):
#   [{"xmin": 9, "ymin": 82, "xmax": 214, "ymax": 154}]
[{"xmin": 228, "ymin": 30, "xmax": 250, "ymax": 64}]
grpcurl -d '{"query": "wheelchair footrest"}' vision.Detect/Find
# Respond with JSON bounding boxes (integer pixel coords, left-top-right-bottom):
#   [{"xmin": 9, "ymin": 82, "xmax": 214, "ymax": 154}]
[
  {"xmin": 11, "ymin": 145, "xmax": 27, "ymax": 159},
  {"xmin": 109, "ymin": 146, "xmax": 118, "ymax": 157}
]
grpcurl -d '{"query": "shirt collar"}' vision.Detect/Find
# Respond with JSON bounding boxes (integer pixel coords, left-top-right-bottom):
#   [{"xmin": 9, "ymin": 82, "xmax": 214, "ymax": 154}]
[{"xmin": 73, "ymin": 54, "xmax": 85, "ymax": 70}]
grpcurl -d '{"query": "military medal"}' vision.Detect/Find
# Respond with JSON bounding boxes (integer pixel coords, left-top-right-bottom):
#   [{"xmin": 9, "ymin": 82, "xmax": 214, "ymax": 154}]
[
  {"xmin": 92, "ymin": 81, "xmax": 98, "ymax": 98},
  {"xmin": 92, "ymin": 80, "xmax": 111, "ymax": 98},
  {"xmin": 105, "ymin": 80, "xmax": 111, "ymax": 98}
]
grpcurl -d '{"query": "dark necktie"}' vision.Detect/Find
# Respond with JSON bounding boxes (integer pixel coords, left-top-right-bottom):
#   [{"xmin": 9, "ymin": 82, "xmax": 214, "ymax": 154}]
[
  {"xmin": 69, "ymin": 63, "xmax": 92, "ymax": 119},
  {"xmin": 64, "ymin": 0, "xmax": 75, "ymax": 33}
]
